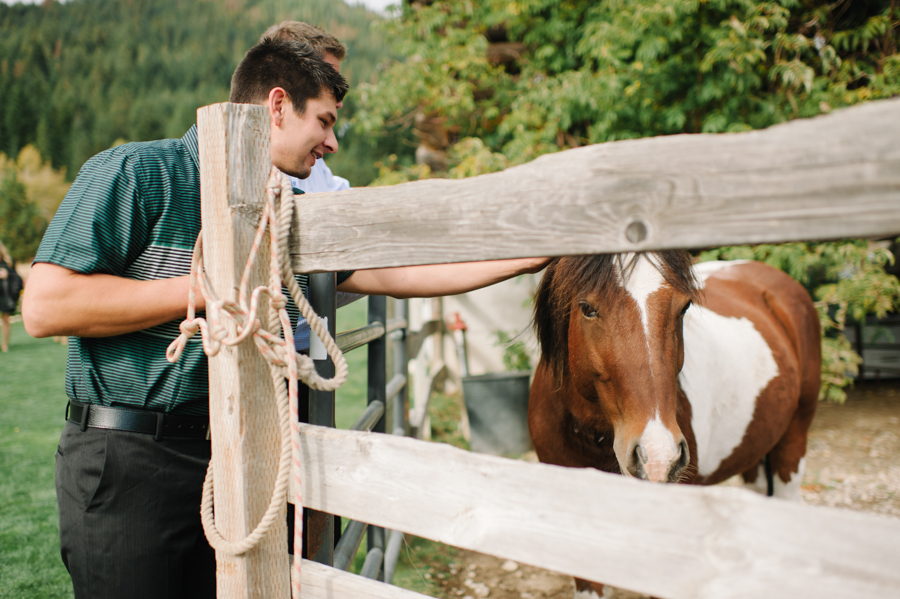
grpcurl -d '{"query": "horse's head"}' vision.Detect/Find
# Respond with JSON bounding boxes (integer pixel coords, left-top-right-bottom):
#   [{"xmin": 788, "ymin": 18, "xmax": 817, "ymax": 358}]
[{"xmin": 534, "ymin": 252, "xmax": 701, "ymax": 482}]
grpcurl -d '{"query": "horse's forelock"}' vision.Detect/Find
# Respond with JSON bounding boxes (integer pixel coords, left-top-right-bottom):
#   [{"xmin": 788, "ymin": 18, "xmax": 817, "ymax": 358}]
[{"xmin": 532, "ymin": 251, "xmax": 700, "ymax": 385}]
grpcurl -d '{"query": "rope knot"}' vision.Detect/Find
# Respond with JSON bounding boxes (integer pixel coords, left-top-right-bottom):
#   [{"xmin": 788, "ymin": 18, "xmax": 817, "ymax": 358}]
[
  {"xmin": 179, "ymin": 320, "xmax": 200, "ymax": 337},
  {"xmin": 296, "ymin": 354, "xmax": 316, "ymax": 380},
  {"xmin": 210, "ymin": 323, "xmax": 228, "ymax": 343},
  {"xmin": 270, "ymin": 293, "xmax": 287, "ymax": 311}
]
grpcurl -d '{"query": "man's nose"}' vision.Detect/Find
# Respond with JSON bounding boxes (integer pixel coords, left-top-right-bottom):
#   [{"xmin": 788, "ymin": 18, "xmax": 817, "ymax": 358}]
[{"xmin": 324, "ymin": 129, "xmax": 338, "ymax": 154}]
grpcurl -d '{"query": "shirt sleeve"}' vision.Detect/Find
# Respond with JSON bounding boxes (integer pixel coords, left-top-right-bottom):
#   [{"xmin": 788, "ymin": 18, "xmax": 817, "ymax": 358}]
[{"xmin": 34, "ymin": 148, "xmax": 148, "ymax": 276}]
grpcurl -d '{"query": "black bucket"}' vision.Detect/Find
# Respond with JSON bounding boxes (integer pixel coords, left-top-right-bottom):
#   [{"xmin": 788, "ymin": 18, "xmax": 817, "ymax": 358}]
[{"xmin": 461, "ymin": 371, "xmax": 532, "ymax": 456}]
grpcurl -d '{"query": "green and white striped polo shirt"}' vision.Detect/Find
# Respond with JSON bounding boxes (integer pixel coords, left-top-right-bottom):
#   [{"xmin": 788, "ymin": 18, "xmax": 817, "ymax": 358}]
[{"xmin": 36, "ymin": 126, "xmax": 351, "ymax": 416}]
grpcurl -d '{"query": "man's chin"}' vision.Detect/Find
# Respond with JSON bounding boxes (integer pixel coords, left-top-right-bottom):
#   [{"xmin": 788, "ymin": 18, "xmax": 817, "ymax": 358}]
[{"xmin": 285, "ymin": 166, "xmax": 312, "ymax": 180}]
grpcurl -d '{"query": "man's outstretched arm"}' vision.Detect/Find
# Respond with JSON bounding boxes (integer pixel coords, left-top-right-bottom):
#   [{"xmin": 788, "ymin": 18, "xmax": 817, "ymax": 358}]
[
  {"xmin": 337, "ymin": 257, "xmax": 550, "ymax": 299},
  {"xmin": 23, "ymin": 263, "xmax": 203, "ymax": 338}
]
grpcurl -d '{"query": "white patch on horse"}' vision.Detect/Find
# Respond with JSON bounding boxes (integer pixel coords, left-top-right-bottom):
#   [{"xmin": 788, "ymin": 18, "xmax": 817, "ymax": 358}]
[
  {"xmin": 572, "ymin": 587, "xmax": 607, "ymax": 599},
  {"xmin": 618, "ymin": 254, "xmax": 666, "ymax": 376},
  {"xmin": 743, "ymin": 457, "xmax": 805, "ymax": 500},
  {"xmin": 775, "ymin": 456, "xmax": 805, "ymax": 500},
  {"xmin": 639, "ymin": 410, "xmax": 680, "ymax": 481},
  {"xmin": 678, "ymin": 304, "xmax": 779, "ymax": 478},
  {"xmin": 691, "ymin": 260, "xmax": 752, "ymax": 286},
  {"xmin": 743, "ymin": 462, "xmax": 770, "ymax": 496}
]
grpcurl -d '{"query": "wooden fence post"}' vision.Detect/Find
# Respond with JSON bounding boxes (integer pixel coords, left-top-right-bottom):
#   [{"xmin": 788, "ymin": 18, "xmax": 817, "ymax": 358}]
[{"xmin": 197, "ymin": 102, "xmax": 290, "ymax": 599}]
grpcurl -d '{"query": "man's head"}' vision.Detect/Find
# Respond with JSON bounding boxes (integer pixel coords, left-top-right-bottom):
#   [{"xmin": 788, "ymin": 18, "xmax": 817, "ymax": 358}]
[
  {"xmin": 230, "ymin": 38, "xmax": 348, "ymax": 179},
  {"xmin": 259, "ymin": 21, "xmax": 346, "ymax": 74}
]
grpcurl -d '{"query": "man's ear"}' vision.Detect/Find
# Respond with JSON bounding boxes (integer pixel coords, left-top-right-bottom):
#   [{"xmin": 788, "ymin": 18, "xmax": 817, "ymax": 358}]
[{"xmin": 267, "ymin": 87, "xmax": 290, "ymax": 128}]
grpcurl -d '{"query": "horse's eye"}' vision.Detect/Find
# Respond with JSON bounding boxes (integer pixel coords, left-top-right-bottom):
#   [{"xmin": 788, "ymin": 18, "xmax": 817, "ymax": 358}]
[
  {"xmin": 579, "ymin": 301, "xmax": 598, "ymax": 319},
  {"xmin": 680, "ymin": 300, "xmax": 693, "ymax": 316}
]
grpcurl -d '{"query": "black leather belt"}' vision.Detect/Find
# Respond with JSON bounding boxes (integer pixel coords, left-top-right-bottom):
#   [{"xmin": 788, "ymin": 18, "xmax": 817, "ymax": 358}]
[{"xmin": 66, "ymin": 401, "xmax": 209, "ymax": 440}]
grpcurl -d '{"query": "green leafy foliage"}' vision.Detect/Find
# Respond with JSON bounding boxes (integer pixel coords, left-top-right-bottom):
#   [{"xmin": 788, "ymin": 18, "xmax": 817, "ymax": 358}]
[
  {"xmin": 356, "ymin": 0, "xmax": 900, "ymax": 174},
  {"xmin": 0, "ymin": 145, "xmax": 71, "ymax": 221},
  {"xmin": 494, "ymin": 330, "xmax": 532, "ymax": 372},
  {"xmin": 698, "ymin": 241, "xmax": 900, "ymax": 402},
  {"xmin": 0, "ymin": 168, "xmax": 47, "ymax": 262},
  {"xmin": 356, "ymin": 0, "xmax": 900, "ymax": 400},
  {"xmin": 0, "ymin": 0, "xmax": 395, "ymax": 186}
]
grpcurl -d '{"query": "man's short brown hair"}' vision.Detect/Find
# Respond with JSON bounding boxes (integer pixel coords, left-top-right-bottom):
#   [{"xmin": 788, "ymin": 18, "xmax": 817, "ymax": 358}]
[
  {"xmin": 259, "ymin": 21, "xmax": 346, "ymax": 61},
  {"xmin": 230, "ymin": 38, "xmax": 348, "ymax": 112}
]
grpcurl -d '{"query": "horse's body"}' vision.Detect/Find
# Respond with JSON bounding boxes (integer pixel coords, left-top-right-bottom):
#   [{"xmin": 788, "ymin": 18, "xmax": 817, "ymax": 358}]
[{"xmin": 528, "ymin": 253, "xmax": 820, "ymax": 598}]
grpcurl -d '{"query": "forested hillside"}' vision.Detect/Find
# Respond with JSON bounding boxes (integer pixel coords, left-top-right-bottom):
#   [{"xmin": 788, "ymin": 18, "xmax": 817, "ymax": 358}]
[{"xmin": 0, "ymin": 0, "xmax": 395, "ymax": 185}]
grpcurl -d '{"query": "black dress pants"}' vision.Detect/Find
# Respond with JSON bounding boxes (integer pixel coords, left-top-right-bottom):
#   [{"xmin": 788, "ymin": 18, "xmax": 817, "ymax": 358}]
[{"xmin": 55, "ymin": 421, "xmax": 216, "ymax": 599}]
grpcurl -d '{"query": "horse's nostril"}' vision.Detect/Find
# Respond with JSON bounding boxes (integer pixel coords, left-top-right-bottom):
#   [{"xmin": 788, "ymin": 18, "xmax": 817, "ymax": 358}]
[
  {"xmin": 668, "ymin": 440, "xmax": 691, "ymax": 482},
  {"xmin": 632, "ymin": 444, "xmax": 647, "ymax": 465},
  {"xmin": 678, "ymin": 440, "xmax": 690, "ymax": 465}
]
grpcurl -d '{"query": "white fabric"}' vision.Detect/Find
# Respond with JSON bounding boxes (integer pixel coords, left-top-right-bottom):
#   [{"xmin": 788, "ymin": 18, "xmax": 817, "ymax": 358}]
[
  {"xmin": 289, "ymin": 158, "xmax": 350, "ymax": 193},
  {"xmin": 289, "ymin": 159, "xmax": 363, "ymax": 344}
]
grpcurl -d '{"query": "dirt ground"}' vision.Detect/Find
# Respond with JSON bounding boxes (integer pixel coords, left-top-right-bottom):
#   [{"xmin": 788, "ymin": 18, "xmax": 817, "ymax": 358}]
[{"xmin": 435, "ymin": 380, "xmax": 900, "ymax": 599}]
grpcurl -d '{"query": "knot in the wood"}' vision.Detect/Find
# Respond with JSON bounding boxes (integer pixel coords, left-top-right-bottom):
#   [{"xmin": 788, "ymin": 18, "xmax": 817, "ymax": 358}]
[{"xmin": 625, "ymin": 219, "xmax": 648, "ymax": 244}]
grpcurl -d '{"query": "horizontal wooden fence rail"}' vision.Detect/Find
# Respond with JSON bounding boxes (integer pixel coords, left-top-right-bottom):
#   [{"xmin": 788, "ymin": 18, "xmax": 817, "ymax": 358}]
[
  {"xmin": 301, "ymin": 559, "xmax": 430, "ymax": 599},
  {"xmin": 281, "ymin": 97, "xmax": 900, "ymax": 273},
  {"xmin": 294, "ymin": 424, "xmax": 900, "ymax": 599}
]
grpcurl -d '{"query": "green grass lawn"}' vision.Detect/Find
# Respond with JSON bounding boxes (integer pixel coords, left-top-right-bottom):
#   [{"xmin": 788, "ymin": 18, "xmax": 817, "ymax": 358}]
[
  {"xmin": 0, "ymin": 302, "xmax": 457, "ymax": 598},
  {"xmin": 0, "ymin": 321, "xmax": 73, "ymax": 599},
  {"xmin": 334, "ymin": 300, "xmax": 370, "ymax": 430}
]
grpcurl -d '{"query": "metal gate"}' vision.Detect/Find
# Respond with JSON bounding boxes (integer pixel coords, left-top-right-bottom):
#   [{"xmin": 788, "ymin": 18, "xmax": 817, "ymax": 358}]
[{"xmin": 308, "ymin": 274, "xmax": 413, "ymax": 582}]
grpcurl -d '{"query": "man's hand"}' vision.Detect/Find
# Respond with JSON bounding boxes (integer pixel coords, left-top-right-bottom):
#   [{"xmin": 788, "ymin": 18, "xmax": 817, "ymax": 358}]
[
  {"xmin": 0, "ymin": 267, "xmax": 7, "ymax": 280},
  {"xmin": 23, "ymin": 263, "xmax": 204, "ymax": 338},
  {"xmin": 337, "ymin": 257, "xmax": 551, "ymax": 299}
]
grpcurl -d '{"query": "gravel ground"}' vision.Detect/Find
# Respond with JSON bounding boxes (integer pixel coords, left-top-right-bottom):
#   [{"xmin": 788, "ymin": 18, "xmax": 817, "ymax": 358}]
[{"xmin": 436, "ymin": 381, "xmax": 900, "ymax": 599}]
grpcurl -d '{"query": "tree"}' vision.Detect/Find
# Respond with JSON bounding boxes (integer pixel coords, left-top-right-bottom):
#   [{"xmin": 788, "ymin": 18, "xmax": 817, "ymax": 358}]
[
  {"xmin": 354, "ymin": 0, "xmax": 900, "ymax": 400},
  {"xmin": 0, "ymin": 0, "xmax": 395, "ymax": 186},
  {"xmin": 0, "ymin": 168, "xmax": 47, "ymax": 262},
  {"xmin": 356, "ymin": 0, "xmax": 900, "ymax": 177},
  {"xmin": 0, "ymin": 145, "xmax": 71, "ymax": 220}
]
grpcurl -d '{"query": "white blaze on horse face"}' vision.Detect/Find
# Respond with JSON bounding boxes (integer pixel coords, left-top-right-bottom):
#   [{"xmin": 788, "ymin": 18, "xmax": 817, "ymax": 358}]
[
  {"xmin": 638, "ymin": 410, "xmax": 680, "ymax": 482},
  {"xmin": 678, "ymin": 303, "xmax": 779, "ymax": 479},
  {"xmin": 617, "ymin": 254, "xmax": 666, "ymax": 375},
  {"xmin": 618, "ymin": 254, "xmax": 666, "ymax": 337}
]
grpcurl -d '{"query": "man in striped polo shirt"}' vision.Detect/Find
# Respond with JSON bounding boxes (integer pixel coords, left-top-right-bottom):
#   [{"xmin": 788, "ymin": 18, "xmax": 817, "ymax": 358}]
[{"xmin": 23, "ymin": 38, "xmax": 547, "ymax": 599}]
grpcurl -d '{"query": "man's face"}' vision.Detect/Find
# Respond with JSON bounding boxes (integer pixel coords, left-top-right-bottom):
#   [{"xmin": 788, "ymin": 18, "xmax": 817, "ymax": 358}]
[{"xmin": 270, "ymin": 90, "xmax": 338, "ymax": 179}]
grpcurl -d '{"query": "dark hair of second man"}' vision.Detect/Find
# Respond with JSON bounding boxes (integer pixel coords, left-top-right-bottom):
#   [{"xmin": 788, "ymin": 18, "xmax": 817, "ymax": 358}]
[{"xmin": 230, "ymin": 37, "xmax": 348, "ymax": 113}]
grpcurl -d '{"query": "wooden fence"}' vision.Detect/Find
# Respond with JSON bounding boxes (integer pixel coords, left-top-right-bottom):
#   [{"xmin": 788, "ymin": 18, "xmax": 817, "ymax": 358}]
[{"xmin": 198, "ymin": 97, "xmax": 900, "ymax": 599}]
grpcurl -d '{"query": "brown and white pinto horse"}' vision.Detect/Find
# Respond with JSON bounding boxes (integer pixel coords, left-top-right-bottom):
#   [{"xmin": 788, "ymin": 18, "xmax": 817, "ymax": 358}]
[{"xmin": 528, "ymin": 252, "xmax": 821, "ymax": 598}]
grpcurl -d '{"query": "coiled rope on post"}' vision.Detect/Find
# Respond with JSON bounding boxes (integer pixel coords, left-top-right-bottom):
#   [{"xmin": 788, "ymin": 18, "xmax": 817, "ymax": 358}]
[{"xmin": 166, "ymin": 166, "xmax": 347, "ymax": 598}]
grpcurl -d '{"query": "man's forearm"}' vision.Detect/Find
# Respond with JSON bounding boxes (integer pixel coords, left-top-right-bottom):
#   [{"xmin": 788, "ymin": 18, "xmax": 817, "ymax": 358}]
[
  {"xmin": 23, "ymin": 263, "xmax": 201, "ymax": 338},
  {"xmin": 337, "ymin": 257, "xmax": 550, "ymax": 299}
]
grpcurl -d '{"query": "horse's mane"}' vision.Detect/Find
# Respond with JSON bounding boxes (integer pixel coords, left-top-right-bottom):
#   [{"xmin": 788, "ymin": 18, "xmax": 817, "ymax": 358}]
[{"xmin": 533, "ymin": 251, "xmax": 701, "ymax": 384}]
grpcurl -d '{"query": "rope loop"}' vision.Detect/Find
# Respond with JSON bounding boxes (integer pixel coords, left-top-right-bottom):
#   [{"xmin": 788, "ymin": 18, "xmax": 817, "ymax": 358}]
[{"xmin": 166, "ymin": 166, "xmax": 346, "ymax": 598}]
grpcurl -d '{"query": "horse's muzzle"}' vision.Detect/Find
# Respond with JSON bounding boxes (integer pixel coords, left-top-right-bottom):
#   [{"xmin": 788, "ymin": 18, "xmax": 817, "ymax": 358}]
[{"xmin": 627, "ymin": 438, "xmax": 690, "ymax": 483}]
